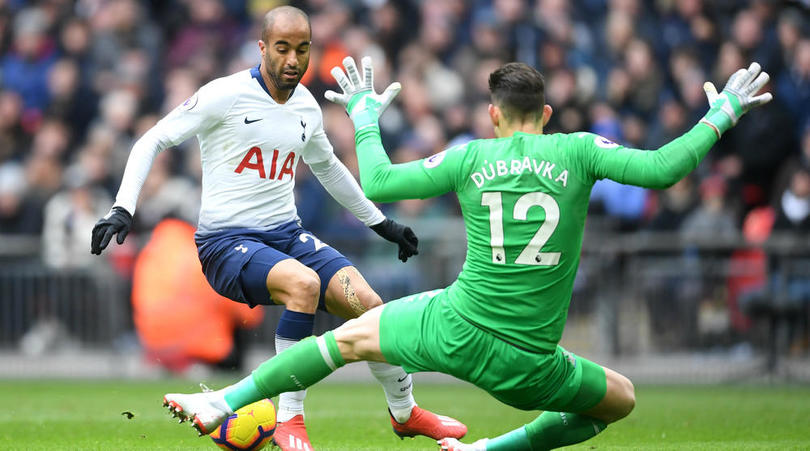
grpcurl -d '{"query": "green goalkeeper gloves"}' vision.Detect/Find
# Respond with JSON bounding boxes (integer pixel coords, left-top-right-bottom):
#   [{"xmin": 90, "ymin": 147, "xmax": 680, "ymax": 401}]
[
  {"xmin": 325, "ymin": 56, "xmax": 401, "ymax": 131},
  {"xmin": 700, "ymin": 62, "xmax": 772, "ymax": 138}
]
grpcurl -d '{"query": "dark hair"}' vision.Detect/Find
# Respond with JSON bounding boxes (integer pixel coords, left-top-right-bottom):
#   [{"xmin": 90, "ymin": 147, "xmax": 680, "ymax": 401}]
[{"xmin": 488, "ymin": 62, "xmax": 545, "ymax": 121}]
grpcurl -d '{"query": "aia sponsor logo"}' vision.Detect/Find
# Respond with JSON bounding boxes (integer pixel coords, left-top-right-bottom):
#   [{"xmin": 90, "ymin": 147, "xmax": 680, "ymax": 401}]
[{"xmin": 234, "ymin": 146, "xmax": 296, "ymax": 180}]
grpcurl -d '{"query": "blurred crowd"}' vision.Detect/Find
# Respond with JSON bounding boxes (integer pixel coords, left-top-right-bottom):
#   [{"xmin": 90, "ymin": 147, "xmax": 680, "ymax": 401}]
[{"xmin": 0, "ymin": 0, "xmax": 809, "ymax": 270}]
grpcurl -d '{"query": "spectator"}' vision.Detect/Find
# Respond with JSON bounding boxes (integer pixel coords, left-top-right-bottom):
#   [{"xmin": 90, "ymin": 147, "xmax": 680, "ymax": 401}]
[
  {"xmin": 166, "ymin": 0, "xmax": 242, "ymax": 81},
  {"xmin": 23, "ymin": 152, "xmax": 62, "ymax": 212},
  {"xmin": 1, "ymin": 7, "xmax": 57, "ymax": 117},
  {"xmin": 766, "ymin": 167, "xmax": 810, "ymax": 355},
  {"xmin": 623, "ymin": 38, "xmax": 665, "ymax": 116},
  {"xmin": 88, "ymin": 0, "xmax": 161, "ymax": 106},
  {"xmin": 0, "ymin": 90, "xmax": 25, "ymax": 162},
  {"xmin": 41, "ymin": 170, "xmax": 111, "ymax": 269},
  {"xmin": 773, "ymin": 167, "xmax": 810, "ymax": 235},
  {"xmin": 46, "ymin": 58, "xmax": 97, "ymax": 145},
  {"xmin": 30, "ymin": 118, "xmax": 70, "ymax": 160},
  {"xmin": 645, "ymin": 97, "xmax": 690, "ymax": 148},
  {"xmin": 645, "ymin": 176, "xmax": 699, "ymax": 232},
  {"xmin": 716, "ymin": 79, "xmax": 796, "ymax": 209},
  {"xmin": 730, "ymin": 5, "xmax": 781, "ymax": 76},
  {"xmin": 777, "ymin": 38, "xmax": 810, "ymax": 138},
  {"xmin": 775, "ymin": 8, "xmax": 805, "ymax": 76},
  {"xmin": 680, "ymin": 175, "xmax": 739, "ymax": 243},
  {"xmin": 0, "ymin": 162, "xmax": 41, "ymax": 235}
]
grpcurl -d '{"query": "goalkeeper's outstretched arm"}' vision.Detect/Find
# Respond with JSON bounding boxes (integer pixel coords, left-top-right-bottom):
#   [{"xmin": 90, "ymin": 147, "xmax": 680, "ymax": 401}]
[
  {"xmin": 325, "ymin": 56, "xmax": 456, "ymax": 202},
  {"xmin": 588, "ymin": 62, "xmax": 772, "ymax": 189}
]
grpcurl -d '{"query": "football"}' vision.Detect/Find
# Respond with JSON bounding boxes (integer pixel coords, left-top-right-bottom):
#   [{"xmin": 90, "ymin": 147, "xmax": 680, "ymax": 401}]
[{"xmin": 209, "ymin": 398, "xmax": 276, "ymax": 450}]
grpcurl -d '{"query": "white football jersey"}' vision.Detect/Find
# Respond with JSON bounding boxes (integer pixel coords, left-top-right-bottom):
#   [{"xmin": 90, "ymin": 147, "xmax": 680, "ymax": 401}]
[{"xmin": 114, "ymin": 66, "xmax": 383, "ymax": 234}]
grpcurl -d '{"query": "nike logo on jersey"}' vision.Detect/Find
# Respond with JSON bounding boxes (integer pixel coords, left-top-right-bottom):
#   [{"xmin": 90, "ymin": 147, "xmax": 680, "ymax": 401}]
[
  {"xmin": 244, "ymin": 117, "xmax": 263, "ymax": 124},
  {"xmin": 397, "ymin": 375, "xmax": 409, "ymax": 382}
]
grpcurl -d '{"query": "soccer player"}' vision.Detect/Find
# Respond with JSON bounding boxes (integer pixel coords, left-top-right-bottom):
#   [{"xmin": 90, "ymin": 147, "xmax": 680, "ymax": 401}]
[
  {"xmin": 90, "ymin": 7, "xmax": 466, "ymax": 451},
  {"xmin": 163, "ymin": 57, "xmax": 771, "ymax": 450}
]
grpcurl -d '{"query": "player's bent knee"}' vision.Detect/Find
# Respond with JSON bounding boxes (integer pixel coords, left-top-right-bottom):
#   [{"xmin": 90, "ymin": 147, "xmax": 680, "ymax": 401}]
[
  {"xmin": 619, "ymin": 377, "xmax": 636, "ymax": 418},
  {"xmin": 592, "ymin": 370, "xmax": 636, "ymax": 424},
  {"xmin": 277, "ymin": 269, "xmax": 320, "ymax": 310},
  {"xmin": 609, "ymin": 376, "xmax": 636, "ymax": 422},
  {"xmin": 356, "ymin": 287, "xmax": 383, "ymax": 310},
  {"xmin": 290, "ymin": 273, "xmax": 320, "ymax": 297}
]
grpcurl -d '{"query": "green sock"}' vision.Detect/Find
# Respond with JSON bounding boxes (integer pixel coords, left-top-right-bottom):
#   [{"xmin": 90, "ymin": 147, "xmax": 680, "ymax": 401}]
[
  {"xmin": 223, "ymin": 376, "xmax": 265, "ymax": 412},
  {"xmin": 251, "ymin": 331, "xmax": 345, "ymax": 401},
  {"xmin": 524, "ymin": 411, "xmax": 606, "ymax": 450},
  {"xmin": 485, "ymin": 426, "xmax": 531, "ymax": 450}
]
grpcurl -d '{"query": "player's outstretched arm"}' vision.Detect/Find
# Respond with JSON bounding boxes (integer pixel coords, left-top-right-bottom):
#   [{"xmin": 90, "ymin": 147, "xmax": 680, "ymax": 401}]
[
  {"xmin": 326, "ymin": 56, "xmax": 458, "ymax": 202},
  {"xmin": 89, "ymin": 127, "xmax": 170, "ymax": 255},
  {"xmin": 90, "ymin": 81, "xmax": 230, "ymax": 255},
  {"xmin": 325, "ymin": 56, "xmax": 400, "ymax": 131},
  {"xmin": 699, "ymin": 62, "xmax": 772, "ymax": 139},
  {"xmin": 589, "ymin": 62, "xmax": 772, "ymax": 189},
  {"xmin": 307, "ymin": 154, "xmax": 418, "ymax": 262}
]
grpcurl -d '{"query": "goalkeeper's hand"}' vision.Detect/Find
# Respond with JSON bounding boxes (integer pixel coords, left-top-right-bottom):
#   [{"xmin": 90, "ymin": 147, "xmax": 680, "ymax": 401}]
[
  {"xmin": 700, "ymin": 62, "xmax": 772, "ymax": 138},
  {"xmin": 325, "ymin": 56, "xmax": 401, "ymax": 131},
  {"xmin": 90, "ymin": 206, "xmax": 132, "ymax": 255},
  {"xmin": 370, "ymin": 219, "xmax": 419, "ymax": 262}
]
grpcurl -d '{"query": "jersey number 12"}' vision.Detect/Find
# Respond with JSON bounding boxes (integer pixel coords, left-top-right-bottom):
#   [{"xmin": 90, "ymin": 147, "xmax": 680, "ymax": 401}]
[{"xmin": 481, "ymin": 191, "xmax": 561, "ymax": 266}]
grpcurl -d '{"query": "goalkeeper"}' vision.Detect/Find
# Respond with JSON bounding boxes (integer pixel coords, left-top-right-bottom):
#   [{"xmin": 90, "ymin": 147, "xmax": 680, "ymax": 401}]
[{"xmin": 165, "ymin": 58, "xmax": 771, "ymax": 450}]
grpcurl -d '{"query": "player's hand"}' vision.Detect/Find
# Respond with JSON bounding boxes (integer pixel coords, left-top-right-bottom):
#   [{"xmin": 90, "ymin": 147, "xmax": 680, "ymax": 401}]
[
  {"xmin": 700, "ymin": 62, "xmax": 772, "ymax": 138},
  {"xmin": 370, "ymin": 219, "xmax": 419, "ymax": 262},
  {"xmin": 325, "ymin": 56, "xmax": 401, "ymax": 131},
  {"xmin": 90, "ymin": 206, "xmax": 133, "ymax": 255}
]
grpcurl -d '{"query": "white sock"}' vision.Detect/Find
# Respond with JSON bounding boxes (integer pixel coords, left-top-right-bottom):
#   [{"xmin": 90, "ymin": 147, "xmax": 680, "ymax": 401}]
[
  {"xmin": 367, "ymin": 361, "xmax": 416, "ymax": 423},
  {"xmin": 275, "ymin": 335, "xmax": 307, "ymax": 422}
]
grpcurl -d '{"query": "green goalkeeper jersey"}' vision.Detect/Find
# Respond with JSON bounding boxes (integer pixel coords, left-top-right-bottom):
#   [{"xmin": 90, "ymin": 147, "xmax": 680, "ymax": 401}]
[{"xmin": 355, "ymin": 124, "xmax": 717, "ymax": 353}]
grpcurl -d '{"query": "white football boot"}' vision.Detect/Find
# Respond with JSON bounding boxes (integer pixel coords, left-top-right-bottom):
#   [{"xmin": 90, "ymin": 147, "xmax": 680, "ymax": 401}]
[{"xmin": 163, "ymin": 388, "xmax": 233, "ymax": 436}]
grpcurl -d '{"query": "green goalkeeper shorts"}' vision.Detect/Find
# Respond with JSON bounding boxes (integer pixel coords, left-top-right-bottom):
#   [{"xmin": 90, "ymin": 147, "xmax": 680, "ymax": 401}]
[{"xmin": 379, "ymin": 289, "xmax": 607, "ymax": 412}]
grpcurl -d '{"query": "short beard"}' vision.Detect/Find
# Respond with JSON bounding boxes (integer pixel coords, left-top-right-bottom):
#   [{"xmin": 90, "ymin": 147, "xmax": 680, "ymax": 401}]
[{"xmin": 268, "ymin": 71, "xmax": 300, "ymax": 92}]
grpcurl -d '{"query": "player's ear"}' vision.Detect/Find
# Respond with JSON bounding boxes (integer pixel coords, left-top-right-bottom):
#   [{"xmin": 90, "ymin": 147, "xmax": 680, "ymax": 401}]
[
  {"xmin": 541, "ymin": 104, "xmax": 553, "ymax": 127},
  {"xmin": 488, "ymin": 104, "xmax": 500, "ymax": 128},
  {"xmin": 258, "ymin": 39, "xmax": 266, "ymax": 57}
]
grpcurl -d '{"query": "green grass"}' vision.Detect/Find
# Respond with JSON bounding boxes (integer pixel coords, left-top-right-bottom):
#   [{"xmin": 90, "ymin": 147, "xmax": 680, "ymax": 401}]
[{"xmin": 0, "ymin": 380, "xmax": 809, "ymax": 450}]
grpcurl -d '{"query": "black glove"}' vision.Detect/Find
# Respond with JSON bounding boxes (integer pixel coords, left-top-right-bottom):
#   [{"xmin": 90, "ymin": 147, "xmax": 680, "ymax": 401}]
[
  {"xmin": 370, "ymin": 219, "xmax": 419, "ymax": 262},
  {"xmin": 91, "ymin": 206, "xmax": 133, "ymax": 255}
]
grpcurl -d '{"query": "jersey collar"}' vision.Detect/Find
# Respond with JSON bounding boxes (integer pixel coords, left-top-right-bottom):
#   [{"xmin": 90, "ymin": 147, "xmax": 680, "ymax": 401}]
[
  {"xmin": 251, "ymin": 65, "xmax": 296, "ymax": 103},
  {"xmin": 250, "ymin": 65, "xmax": 272, "ymax": 97}
]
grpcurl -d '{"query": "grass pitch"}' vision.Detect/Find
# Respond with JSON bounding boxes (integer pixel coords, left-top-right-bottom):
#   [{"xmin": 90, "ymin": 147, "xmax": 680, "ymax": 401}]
[{"xmin": 0, "ymin": 379, "xmax": 808, "ymax": 450}]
